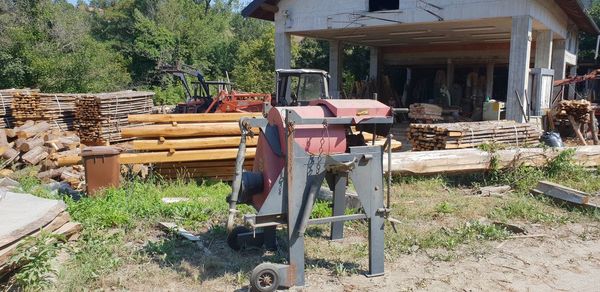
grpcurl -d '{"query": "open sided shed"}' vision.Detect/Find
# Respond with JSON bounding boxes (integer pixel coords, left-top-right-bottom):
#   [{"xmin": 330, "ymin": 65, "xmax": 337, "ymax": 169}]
[{"xmin": 243, "ymin": 0, "xmax": 599, "ymax": 121}]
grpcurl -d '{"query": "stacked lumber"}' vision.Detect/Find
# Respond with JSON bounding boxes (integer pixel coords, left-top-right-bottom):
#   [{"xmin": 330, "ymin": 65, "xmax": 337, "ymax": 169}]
[
  {"xmin": 0, "ymin": 89, "xmax": 39, "ymax": 128},
  {"xmin": 408, "ymin": 103, "xmax": 443, "ymax": 122},
  {"xmin": 75, "ymin": 91, "xmax": 154, "ymax": 145},
  {"xmin": 555, "ymin": 99, "xmax": 592, "ymax": 124},
  {"xmin": 122, "ymin": 112, "xmax": 260, "ymax": 180},
  {"xmin": 11, "ymin": 92, "xmax": 79, "ymax": 130},
  {"xmin": 0, "ymin": 192, "xmax": 81, "ymax": 276},
  {"xmin": 0, "ymin": 120, "xmax": 84, "ymax": 189},
  {"xmin": 408, "ymin": 120, "xmax": 542, "ymax": 151}
]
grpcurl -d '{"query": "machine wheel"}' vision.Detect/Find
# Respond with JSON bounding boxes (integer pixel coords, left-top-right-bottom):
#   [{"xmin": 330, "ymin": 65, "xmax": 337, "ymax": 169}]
[
  {"xmin": 250, "ymin": 263, "xmax": 281, "ymax": 292},
  {"xmin": 227, "ymin": 226, "xmax": 250, "ymax": 251}
]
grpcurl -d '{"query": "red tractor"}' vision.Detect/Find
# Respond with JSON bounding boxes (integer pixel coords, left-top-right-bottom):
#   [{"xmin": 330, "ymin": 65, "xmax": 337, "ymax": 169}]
[{"xmin": 160, "ymin": 63, "xmax": 271, "ymax": 113}]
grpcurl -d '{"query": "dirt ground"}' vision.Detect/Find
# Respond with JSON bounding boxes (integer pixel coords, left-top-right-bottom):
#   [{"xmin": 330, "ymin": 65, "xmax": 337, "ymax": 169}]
[
  {"xmin": 303, "ymin": 223, "xmax": 600, "ymax": 292},
  {"xmin": 91, "ymin": 222, "xmax": 600, "ymax": 292}
]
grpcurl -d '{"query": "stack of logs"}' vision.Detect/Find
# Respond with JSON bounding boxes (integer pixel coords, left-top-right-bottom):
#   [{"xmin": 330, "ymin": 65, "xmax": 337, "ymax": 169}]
[
  {"xmin": 408, "ymin": 103, "xmax": 443, "ymax": 122},
  {"xmin": 122, "ymin": 113, "xmax": 259, "ymax": 180},
  {"xmin": 552, "ymin": 99, "xmax": 598, "ymax": 145},
  {"xmin": 75, "ymin": 91, "xmax": 154, "ymax": 145},
  {"xmin": 0, "ymin": 89, "xmax": 39, "ymax": 128},
  {"xmin": 11, "ymin": 92, "xmax": 79, "ymax": 130},
  {"xmin": 408, "ymin": 120, "xmax": 542, "ymax": 151},
  {"xmin": 0, "ymin": 121, "xmax": 84, "ymax": 189}
]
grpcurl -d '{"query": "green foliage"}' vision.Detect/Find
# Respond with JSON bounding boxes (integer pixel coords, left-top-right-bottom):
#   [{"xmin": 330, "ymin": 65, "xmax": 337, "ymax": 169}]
[
  {"xmin": 8, "ymin": 232, "xmax": 64, "ymax": 290},
  {"xmin": 152, "ymin": 83, "xmax": 186, "ymax": 105},
  {"xmin": 311, "ymin": 200, "xmax": 332, "ymax": 219},
  {"xmin": 0, "ymin": 0, "xmax": 130, "ymax": 92},
  {"xmin": 231, "ymin": 26, "xmax": 275, "ymax": 93},
  {"xmin": 435, "ymin": 201, "xmax": 456, "ymax": 214}
]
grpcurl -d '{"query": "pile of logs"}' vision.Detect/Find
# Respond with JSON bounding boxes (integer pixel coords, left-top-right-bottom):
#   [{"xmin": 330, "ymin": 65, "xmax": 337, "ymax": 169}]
[
  {"xmin": 555, "ymin": 99, "xmax": 593, "ymax": 124},
  {"xmin": 75, "ymin": 91, "xmax": 154, "ymax": 145},
  {"xmin": 0, "ymin": 193, "xmax": 81, "ymax": 276},
  {"xmin": 11, "ymin": 92, "xmax": 79, "ymax": 130},
  {"xmin": 0, "ymin": 89, "xmax": 39, "ymax": 128},
  {"xmin": 551, "ymin": 99, "xmax": 598, "ymax": 146},
  {"xmin": 0, "ymin": 121, "xmax": 84, "ymax": 189},
  {"xmin": 408, "ymin": 120, "xmax": 542, "ymax": 151},
  {"xmin": 122, "ymin": 113, "xmax": 260, "ymax": 180},
  {"xmin": 408, "ymin": 103, "xmax": 443, "ymax": 122}
]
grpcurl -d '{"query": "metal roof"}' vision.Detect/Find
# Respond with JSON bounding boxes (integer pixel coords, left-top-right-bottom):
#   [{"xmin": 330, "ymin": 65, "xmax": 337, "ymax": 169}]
[{"xmin": 242, "ymin": 0, "xmax": 599, "ymax": 34}]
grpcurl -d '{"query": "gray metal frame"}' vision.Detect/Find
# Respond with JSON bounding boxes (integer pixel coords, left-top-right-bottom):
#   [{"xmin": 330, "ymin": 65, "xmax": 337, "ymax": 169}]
[{"xmin": 230, "ymin": 111, "xmax": 391, "ymax": 288}]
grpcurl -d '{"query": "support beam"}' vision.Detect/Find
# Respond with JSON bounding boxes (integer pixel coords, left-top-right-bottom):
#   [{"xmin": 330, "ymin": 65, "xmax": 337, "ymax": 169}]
[
  {"xmin": 486, "ymin": 63, "xmax": 494, "ymax": 98},
  {"xmin": 534, "ymin": 30, "xmax": 553, "ymax": 69},
  {"xmin": 552, "ymin": 39, "xmax": 567, "ymax": 100},
  {"xmin": 274, "ymin": 10, "xmax": 291, "ymax": 71},
  {"xmin": 506, "ymin": 15, "xmax": 533, "ymax": 122},
  {"xmin": 369, "ymin": 47, "xmax": 380, "ymax": 81},
  {"xmin": 568, "ymin": 66, "xmax": 577, "ymax": 99},
  {"xmin": 329, "ymin": 40, "xmax": 343, "ymax": 98}
]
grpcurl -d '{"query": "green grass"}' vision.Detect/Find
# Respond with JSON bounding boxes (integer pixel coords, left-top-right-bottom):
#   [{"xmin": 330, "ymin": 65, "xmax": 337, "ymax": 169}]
[{"xmin": 5, "ymin": 148, "xmax": 600, "ymax": 290}]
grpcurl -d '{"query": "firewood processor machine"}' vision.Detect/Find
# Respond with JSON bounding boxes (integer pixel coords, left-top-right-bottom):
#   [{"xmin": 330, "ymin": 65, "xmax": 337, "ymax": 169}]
[{"xmin": 226, "ymin": 98, "xmax": 397, "ymax": 291}]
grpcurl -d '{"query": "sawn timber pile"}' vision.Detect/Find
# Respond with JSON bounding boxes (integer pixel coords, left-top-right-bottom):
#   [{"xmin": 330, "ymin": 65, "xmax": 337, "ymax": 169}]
[
  {"xmin": 408, "ymin": 103, "xmax": 443, "ymax": 122},
  {"xmin": 0, "ymin": 88, "xmax": 39, "ymax": 128},
  {"xmin": 123, "ymin": 112, "xmax": 260, "ymax": 180},
  {"xmin": 75, "ymin": 91, "xmax": 154, "ymax": 145},
  {"xmin": 408, "ymin": 120, "xmax": 542, "ymax": 151},
  {"xmin": 11, "ymin": 92, "xmax": 79, "ymax": 130}
]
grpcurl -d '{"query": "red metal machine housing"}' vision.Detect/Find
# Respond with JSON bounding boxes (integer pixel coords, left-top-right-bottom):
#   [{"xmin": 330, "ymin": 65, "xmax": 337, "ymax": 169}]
[{"xmin": 227, "ymin": 99, "xmax": 394, "ymax": 291}]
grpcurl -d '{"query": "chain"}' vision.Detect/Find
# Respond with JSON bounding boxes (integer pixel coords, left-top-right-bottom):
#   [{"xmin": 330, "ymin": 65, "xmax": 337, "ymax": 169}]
[{"xmin": 316, "ymin": 120, "xmax": 329, "ymax": 175}]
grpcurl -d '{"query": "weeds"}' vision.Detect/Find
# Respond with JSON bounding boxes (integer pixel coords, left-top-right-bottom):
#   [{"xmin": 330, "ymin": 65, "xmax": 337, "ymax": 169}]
[{"xmin": 8, "ymin": 232, "xmax": 64, "ymax": 290}]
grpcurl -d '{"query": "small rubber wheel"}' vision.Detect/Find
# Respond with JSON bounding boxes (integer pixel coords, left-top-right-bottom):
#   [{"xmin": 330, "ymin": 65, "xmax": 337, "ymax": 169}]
[
  {"xmin": 250, "ymin": 263, "xmax": 280, "ymax": 292},
  {"xmin": 227, "ymin": 226, "xmax": 250, "ymax": 251}
]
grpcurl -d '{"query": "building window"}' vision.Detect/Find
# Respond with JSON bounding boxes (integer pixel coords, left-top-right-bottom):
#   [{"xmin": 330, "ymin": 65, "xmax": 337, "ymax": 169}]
[{"xmin": 369, "ymin": 0, "xmax": 399, "ymax": 12}]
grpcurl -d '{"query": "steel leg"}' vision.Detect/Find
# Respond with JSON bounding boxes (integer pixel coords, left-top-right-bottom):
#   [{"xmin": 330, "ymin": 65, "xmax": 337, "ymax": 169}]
[
  {"xmin": 367, "ymin": 215, "xmax": 385, "ymax": 277},
  {"xmin": 330, "ymin": 174, "xmax": 347, "ymax": 240}
]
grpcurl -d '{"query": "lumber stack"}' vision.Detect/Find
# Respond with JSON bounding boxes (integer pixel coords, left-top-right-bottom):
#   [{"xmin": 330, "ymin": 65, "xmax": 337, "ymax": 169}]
[
  {"xmin": 75, "ymin": 91, "xmax": 154, "ymax": 145},
  {"xmin": 408, "ymin": 103, "xmax": 443, "ymax": 122},
  {"xmin": 408, "ymin": 120, "xmax": 542, "ymax": 151},
  {"xmin": 0, "ymin": 193, "xmax": 81, "ymax": 276},
  {"xmin": 0, "ymin": 120, "xmax": 84, "ymax": 189},
  {"xmin": 11, "ymin": 92, "xmax": 79, "ymax": 130},
  {"xmin": 123, "ymin": 112, "xmax": 261, "ymax": 180},
  {"xmin": 0, "ymin": 89, "xmax": 39, "ymax": 128}
]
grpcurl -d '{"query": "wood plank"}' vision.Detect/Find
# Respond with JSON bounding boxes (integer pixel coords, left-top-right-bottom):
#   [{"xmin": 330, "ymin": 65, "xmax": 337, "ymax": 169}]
[
  {"xmin": 128, "ymin": 113, "xmax": 262, "ymax": 123},
  {"xmin": 534, "ymin": 181, "xmax": 590, "ymax": 205},
  {"xmin": 120, "ymin": 148, "xmax": 256, "ymax": 164},
  {"xmin": 121, "ymin": 123, "xmax": 258, "ymax": 138},
  {"xmin": 132, "ymin": 136, "xmax": 258, "ymax": 151}
]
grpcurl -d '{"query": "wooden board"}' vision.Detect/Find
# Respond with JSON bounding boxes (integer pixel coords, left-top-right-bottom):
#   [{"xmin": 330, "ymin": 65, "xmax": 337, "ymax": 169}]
[
  {"xmin": 128, "ymin": 113, "xmax": 262, "ymax": 123},
  {"xmin": 534, "ymin": 181, "xmax": 590, "ymax": 205},
  {"xmin": 120, "ymin": 148, "xmax": 256, "ymax": 164},
  {"xmin": 383, "ymin": 146, "xmax": 600, "ymax": 175},
  {"xmin": 120, "ymin": 123, "xmax": 258, "ymax": 138},
  {"xmin": 132, "ymin": 136, "xmax": 258, "ymax": 151},
  {"xmin": 0, "ymin": 192, "xmax": 66, "ymax": 249}
]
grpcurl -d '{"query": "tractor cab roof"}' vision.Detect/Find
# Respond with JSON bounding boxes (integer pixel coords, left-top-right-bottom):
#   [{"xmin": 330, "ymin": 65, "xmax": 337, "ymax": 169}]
[{"xmin": 276, "ymin": 69, "xmax": 329, "ymax": 77}]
